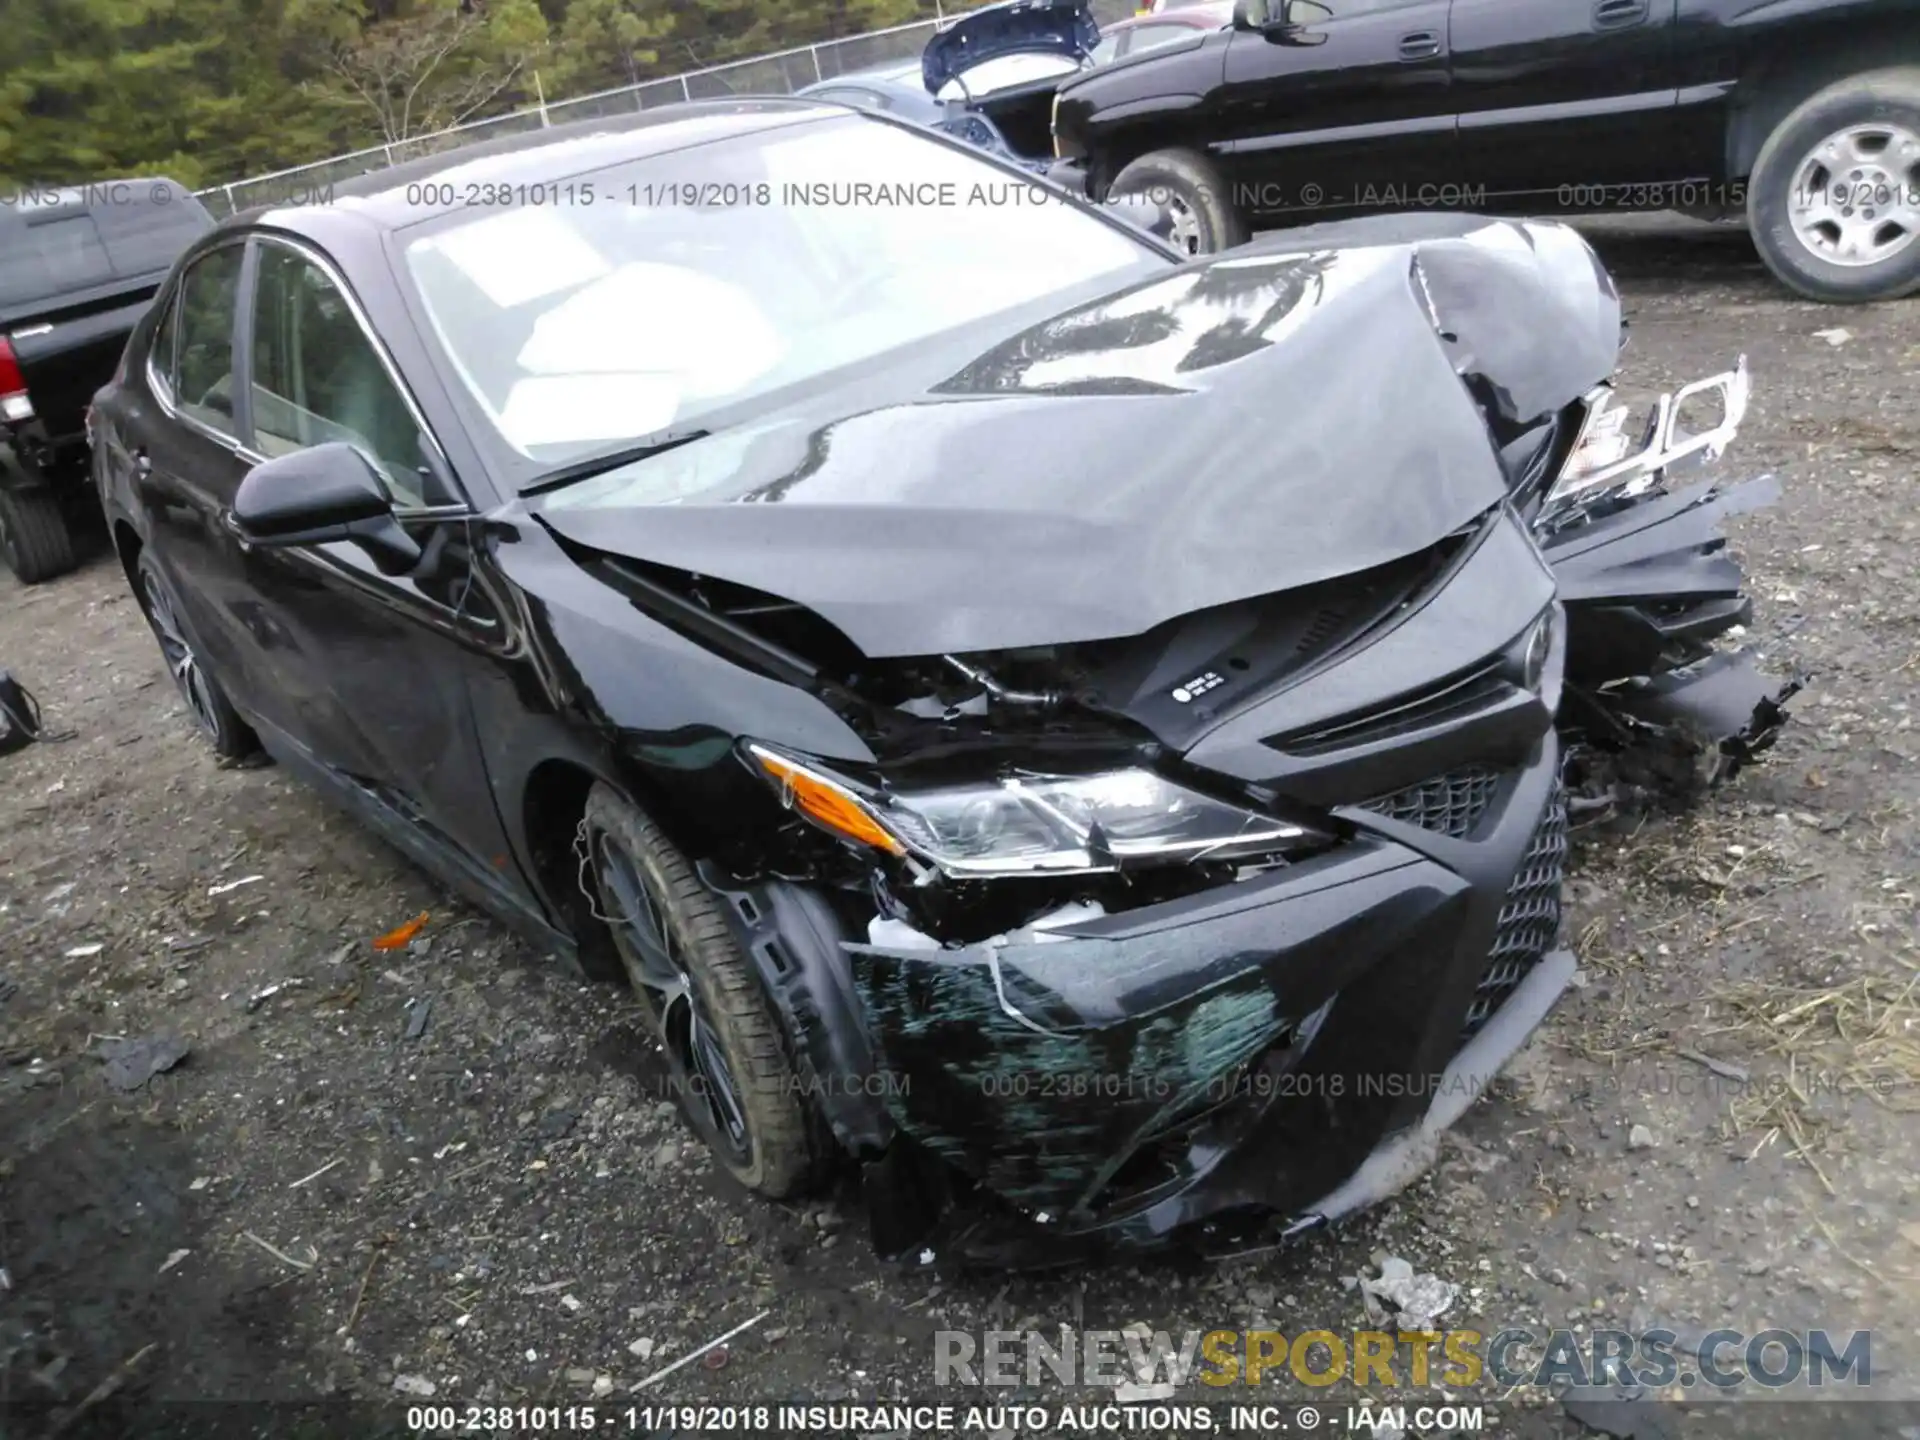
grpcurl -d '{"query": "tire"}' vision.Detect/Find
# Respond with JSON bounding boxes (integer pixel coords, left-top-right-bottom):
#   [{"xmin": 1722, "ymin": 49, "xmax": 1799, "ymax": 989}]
[
  {"xmin": 0, "ymin": 482, "xmax": 77, "ymax": 584},
  {"xmin": 134, "ymin": 552, "xmax": 260, "ymax": 759},
  {"xmin": 1108, "ymin": 148, "xmax": 1250, "ymax": 257},
  {"xmin": 1747, "ymin": 67, "xmax": 1920, "ymax": 303},
  {"xmin": 581, "ymin": 783, "xmax": 825, "ymax": 1198}
]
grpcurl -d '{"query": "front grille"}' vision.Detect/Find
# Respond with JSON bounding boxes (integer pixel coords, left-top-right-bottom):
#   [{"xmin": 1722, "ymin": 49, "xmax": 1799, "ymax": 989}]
[
  {"xmin": 1461, "ymin": 790, "xmax": 1568, "ymax": 1040},
  {"xmin": 1359, "ymin": 764, "xmax": 1504, "ymax": 839}
]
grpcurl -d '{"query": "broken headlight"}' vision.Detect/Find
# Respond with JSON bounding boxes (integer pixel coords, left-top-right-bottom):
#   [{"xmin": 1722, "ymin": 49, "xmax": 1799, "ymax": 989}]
[
  {"xmin": 747, "ymin": 744, "xmax": 1323, "ymax": 878},
  {"xmin": 1540, "ymin": 356, "xmax": 1750, "ymax": 521}
]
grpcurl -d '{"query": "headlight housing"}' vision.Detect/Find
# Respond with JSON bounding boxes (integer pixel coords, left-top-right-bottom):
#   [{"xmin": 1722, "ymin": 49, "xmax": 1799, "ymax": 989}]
[
  {"xmin": 1540, "ymin": 356, "xmax": 1749, "ymax": 521},
  {"xmin": 747, "ymin": 744, "xmax": 1322, "ymax": 879}
]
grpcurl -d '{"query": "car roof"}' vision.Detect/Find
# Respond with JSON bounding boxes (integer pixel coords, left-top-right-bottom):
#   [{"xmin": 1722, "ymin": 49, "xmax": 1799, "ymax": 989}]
[{"xmin": 236, "ymin": 100, "xmax": 844, "ymax": 238}]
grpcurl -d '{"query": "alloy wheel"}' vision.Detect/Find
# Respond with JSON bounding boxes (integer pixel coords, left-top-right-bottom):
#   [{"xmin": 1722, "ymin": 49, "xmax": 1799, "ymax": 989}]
[
  {"xmin": 1163, "ymin": 193, "xmax": 1204, "ymax": 256},
  {"xmin": 592, "ymin": 829, "xmax": 753, "ymax": 1165},
  {"xmin": 1788, "ymin": 120, "xmax": 1920, "ymax": 267},
  {"xmin": 142, "ymin": 571, "xmax": 224, "ymax": 740}
]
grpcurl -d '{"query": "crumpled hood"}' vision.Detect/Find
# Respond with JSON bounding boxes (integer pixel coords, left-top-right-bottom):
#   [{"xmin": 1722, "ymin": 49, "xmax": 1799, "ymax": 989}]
[
  {"xmin": 536, "ymin": 217, "xmax": 1621, "ymax": 660},
  {"xmin": 921, "ymin": 0, "xmax": 1099, "ymax": 95}
]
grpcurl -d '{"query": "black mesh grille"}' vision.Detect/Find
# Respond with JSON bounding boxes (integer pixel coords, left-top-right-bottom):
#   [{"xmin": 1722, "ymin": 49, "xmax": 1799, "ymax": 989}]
[
  {"xmin": 1359, "ymin": 764, "xmax": 1504, "ymax": 839},
  {"xmin": 1461, "ymin": 791, "xmax": 1568, "ymax": 1040}
]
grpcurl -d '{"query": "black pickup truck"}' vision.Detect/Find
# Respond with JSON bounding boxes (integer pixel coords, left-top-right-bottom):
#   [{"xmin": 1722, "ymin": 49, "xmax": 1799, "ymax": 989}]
[
  {"xmin": 0, "ymin": 180, "xmax": 214, "ymax": 582},
  {"xmin": 1049, "ymin": 0, "xmax": 1920, "ymax": 303}
]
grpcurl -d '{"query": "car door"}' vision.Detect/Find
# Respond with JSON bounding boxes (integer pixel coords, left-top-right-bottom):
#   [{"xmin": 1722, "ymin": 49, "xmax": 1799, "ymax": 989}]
[
  {"xmin": 1212, "ymin": 0, "xmax": 1456, "ymax": 221},
  {"xmin": 224, "ymin": 235, "xmax": 533, "ymax": 907},
  {"xmin": 125, "ymin": 241, "xmax": 281, "ymax": 723},
  {"xmin": 1448, "ymin": 0, "xmax": 1683, "ymax": 198}
]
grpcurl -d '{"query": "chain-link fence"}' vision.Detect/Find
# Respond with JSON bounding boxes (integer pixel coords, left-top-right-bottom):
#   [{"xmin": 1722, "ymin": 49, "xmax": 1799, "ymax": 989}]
[{"xmin": 198, "ymin": 2, "xmax": 1140, "ymax": 216}]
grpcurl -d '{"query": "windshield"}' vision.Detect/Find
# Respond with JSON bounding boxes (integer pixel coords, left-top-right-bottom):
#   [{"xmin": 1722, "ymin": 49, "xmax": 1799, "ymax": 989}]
[{"xmin": 401, "ymin": 115, "xmax": 1154, "ymax": 473}]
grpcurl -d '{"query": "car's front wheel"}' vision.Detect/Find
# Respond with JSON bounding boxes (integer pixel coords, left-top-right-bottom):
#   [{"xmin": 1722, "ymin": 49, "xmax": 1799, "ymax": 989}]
[
  {"xmin": 135, "ymin": 553, "xmax": 259, "ymax": 759},
  {"xmin": 1108, "ymin": 148, "xmax": 1249, "ymax": 257},
  {"xmin": 581, "ymin": 783, "xmax": 826, "ymax": 1197},
  {"xmin": 1748, "ymin": 67, "xmax": 1920, "ymax": 302}
]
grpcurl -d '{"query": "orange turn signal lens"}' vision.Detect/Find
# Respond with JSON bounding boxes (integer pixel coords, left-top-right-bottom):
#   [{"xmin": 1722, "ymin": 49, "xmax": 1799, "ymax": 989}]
[{"xmin": 749, "ymin": 746, "xmax": 904, "ymax": 856}]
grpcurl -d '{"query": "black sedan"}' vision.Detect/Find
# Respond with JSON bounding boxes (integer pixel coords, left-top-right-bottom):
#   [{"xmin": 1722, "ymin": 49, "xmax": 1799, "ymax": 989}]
[{"xmin": 90, "ymin": 101, "xmax": 1795, "ymax": 1266}]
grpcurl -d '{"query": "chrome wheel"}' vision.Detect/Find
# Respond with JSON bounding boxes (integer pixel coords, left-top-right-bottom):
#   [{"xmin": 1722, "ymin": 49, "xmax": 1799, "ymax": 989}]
[
  {"xmin": 142, "ymin": 571, "xmax": 223, "ymax": 740},
  {"xmin": 592, "ymin": 829, "xmax": 752, "ymax": 1164},
  {"xmin": 1163, "ymin": 193, "xmax": 1204, "ymax": 256},
  {"xmin": 1788, "ymin": 121, "xmax": 1920, "ymax": 267}
]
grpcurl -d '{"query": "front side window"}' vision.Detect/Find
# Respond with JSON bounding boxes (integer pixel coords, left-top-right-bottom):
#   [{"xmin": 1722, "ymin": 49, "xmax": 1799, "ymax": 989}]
[
  {"xmin": 175, "ymin": 245, "xmax": 245, "ymax": 436},
  {"xmin": 250, "ymin": 242, "xmax": 426, "ymax": 506},
  {"xmin": 402, "ymin": 114, "xmax": 1159, "ymax": 478}
]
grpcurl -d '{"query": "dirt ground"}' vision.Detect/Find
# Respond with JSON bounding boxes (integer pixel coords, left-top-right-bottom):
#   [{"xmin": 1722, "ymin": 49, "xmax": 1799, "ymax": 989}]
[{"xmin": 2, "ymin": 216, "xmax": 1917, "ymax": 1438}]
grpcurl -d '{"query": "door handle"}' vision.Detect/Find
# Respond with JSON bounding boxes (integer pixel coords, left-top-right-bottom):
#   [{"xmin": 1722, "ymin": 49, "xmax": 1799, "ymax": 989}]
[
  {"xmin": 131, "ymin": 449, "xmax": 152, "ymax": 481},
  {"xmin": 1593, "ymin": 0, "xmax": 1649, "ymax": 28},
  {"xmin": 1398, "ymin": 29, "xmax": 1442, "ymax": 59}
]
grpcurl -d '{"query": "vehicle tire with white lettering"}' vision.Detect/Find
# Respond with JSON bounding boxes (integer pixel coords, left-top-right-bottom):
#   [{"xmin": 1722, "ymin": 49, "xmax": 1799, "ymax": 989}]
[
  {"xmin": 581, "ymin": 783, "xmax": 827, "ymax": 1197},
  {"xmin": 1747, "ymin": 67, "xmax": 1920, "ymax": 303},
  {"xmin": 1108, "ymin": 148, "xmax": 1250, "ymax": 257}
]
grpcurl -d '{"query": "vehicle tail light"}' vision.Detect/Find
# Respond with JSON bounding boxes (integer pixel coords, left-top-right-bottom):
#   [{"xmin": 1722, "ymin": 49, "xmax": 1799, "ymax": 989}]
[{"xmin": 0, "ymin": 337, "xmax": 32, "ymax": 423}]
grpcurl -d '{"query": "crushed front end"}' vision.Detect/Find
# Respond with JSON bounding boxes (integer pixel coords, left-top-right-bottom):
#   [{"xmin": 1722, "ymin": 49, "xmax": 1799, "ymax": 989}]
[
  {"xmin": 716, "ymin": 506, "xmax": 1593, "ymax": 1265},
  {"xmin": 562, "ymin": 218, "xmax": 1799, "ymax": 1267},
  {"xmin": 713, "ymin": 385, "xmax": 1793, "ymax": 1266}
]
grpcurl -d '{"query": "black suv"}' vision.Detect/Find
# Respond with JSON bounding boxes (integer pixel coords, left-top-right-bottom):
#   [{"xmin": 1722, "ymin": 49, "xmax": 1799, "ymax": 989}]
[
  {"xmin": 0, "ymin": 179, "xmax": 214, "ymax": 582},
  {"xmin": 1050, "ymin": 0, "xmax": 1920, "ymax": 302}
]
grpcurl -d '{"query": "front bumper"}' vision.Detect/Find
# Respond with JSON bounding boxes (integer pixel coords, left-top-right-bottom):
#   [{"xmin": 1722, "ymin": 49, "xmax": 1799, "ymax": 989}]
[{"xmin": 847, "ymin": 729, "xmax": 1571, "ymax": 1265}]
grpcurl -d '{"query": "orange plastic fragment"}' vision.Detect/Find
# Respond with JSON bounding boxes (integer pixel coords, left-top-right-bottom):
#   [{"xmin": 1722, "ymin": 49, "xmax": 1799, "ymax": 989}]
[{"xmin": 372, "ymin": 911, "xmax": 430, "ymax": 951}]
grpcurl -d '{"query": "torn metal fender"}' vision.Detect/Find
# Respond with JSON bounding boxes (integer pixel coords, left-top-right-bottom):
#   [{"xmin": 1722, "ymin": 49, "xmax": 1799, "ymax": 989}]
[
  {"xmin": 1545, "ymin": 472, "xmax": 1783, "ymax": 689},
  {"xmin": 1602, "ymin": 650, "xmax": 1804, "ymax": 777},
  {"xmin": 1543, "ymin": 471, "xmax": 1780, "ymax": 591},
  {"xmin": 701, "ymin": 868, "xmax": 896, "ymax": 1154}
]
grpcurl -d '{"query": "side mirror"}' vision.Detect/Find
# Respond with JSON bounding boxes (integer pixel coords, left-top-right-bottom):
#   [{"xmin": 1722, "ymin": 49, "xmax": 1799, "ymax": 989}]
[
  {"xmin": 1233, "ymin": 0, "xmax": 1330, "ymax": 42},
  {"xmin": 1104, "ymin": 191, "xmax": 1177, "ymax": 242},
  {"xmin": 233, "ymin": 442, "xmax": 423, "ymax": 575}
]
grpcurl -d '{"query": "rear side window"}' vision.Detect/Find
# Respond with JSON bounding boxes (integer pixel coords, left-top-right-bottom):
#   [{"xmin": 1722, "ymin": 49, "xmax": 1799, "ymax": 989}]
[
  {"xmin": 0, "ymin": 211, "xmax": 115, "ymax": 307},
  {"xmin": 0, "ymin": 187, "xmax": 212, "ymax": 309},
  {"xmin": 94, "ymin": 192, "xmax": 215, "ymax": 280},
  {"xmin": 174, "ymin": 246, "xmax": 245, "ymax": 436},
  {"xmin": 1129, "ymin": 21, "xmax": 1201, "ymax": 51}
]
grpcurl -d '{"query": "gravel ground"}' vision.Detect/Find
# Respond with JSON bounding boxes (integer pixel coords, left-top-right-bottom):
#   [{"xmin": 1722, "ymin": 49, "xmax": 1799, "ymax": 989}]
[{"xmin": 2, "ymin": 217, "xmax": 1917, "ymax": 1437}]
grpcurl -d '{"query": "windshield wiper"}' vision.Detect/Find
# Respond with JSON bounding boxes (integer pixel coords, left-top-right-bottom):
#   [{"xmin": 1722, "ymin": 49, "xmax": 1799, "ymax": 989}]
[{"xmin": 519, "ymin": 428, "xmax": 712, "ymax": 497}]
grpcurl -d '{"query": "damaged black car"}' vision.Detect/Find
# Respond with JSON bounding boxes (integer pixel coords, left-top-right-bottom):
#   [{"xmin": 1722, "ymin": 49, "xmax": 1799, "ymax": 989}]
[{"xmin": 90, "ymin": 101, "xmax": 1798, "ymax": 1268}]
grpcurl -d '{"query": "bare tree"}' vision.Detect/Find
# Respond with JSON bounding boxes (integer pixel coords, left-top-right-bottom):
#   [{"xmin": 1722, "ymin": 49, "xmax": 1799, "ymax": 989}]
[{"xmin": 322, "ymin": 1, "xmax": 543, "ymax": 144}]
